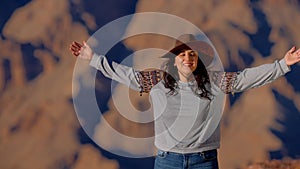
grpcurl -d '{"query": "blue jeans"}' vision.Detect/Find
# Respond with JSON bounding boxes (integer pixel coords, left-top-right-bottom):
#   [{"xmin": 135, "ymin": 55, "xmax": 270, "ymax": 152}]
[{"xmin": 154, "ymin": 149, "xmax": 219, "ymax": 169}]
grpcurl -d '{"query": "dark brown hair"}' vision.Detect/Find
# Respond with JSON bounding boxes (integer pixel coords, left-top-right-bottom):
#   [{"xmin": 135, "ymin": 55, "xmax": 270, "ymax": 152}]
[{"xmin": 162, "ymin": 51, "xmax": 212, "ymax": 100}]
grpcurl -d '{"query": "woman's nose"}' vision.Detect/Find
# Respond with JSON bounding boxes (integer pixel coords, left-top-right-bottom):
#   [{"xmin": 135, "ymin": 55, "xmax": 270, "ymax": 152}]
[{"xmin": 184, "ymin": 52, "xmax": 192, "ymax": 61}]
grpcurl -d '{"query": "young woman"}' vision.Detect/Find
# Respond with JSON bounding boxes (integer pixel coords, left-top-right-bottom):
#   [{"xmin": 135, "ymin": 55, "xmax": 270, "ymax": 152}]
[{"xmin": 70, "ymin": 34, "xmax": 300, "ymax": 169}]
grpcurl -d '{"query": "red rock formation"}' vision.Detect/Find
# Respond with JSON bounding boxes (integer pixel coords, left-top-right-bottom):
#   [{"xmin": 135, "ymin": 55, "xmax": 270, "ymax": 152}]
[{"xmin": 1, "ymin": 0, "xmax": 300, "ymax": 169}]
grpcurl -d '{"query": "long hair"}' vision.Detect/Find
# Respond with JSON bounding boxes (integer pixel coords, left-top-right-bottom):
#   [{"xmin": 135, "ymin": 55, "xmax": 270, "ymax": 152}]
[{"xmin": 162, "ymin": 54, "xmax": 212, "ymax": 100}]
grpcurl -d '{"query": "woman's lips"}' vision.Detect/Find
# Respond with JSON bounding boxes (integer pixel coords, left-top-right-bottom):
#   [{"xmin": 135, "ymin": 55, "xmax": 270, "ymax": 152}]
[{"xmin": 183, "ymin": 63, "xmax": 193, "ymax": 67}]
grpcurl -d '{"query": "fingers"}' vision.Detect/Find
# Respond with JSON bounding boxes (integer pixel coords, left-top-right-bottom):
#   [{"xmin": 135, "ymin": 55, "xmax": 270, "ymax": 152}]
[
  {"xmin": 71, "ymin": 41, "xmax": 82, "ymax": 50},
  {"xmin": 290, "ymin": 47, "xmax": 300, "ymax": 57},
  {"xmin": 75, "ymin": 41, "xmax": 83, "ymax": 48},
  {"xmin": 71, "ymin": 49, "xmax": 80, "ymax": 57},
  {"xmin": 296, "ymin": 48, "xmax": 300, "ymax": 55},
  {"xmin": 289, "ymin": 46, "xmax": 296, "ymax": 54},
  {"xmin": 296, "ymin": 48, "xmax": 300, "ymax": 60},
  {"xmin": 69, "ymin": 41, "xmax": 83, "ymax": 57},
  {"xmin": 69, "ymin": 47, "xmax": 79, "ymax": 56},
  {"xmin": 70, "ymin": 45, "xmax": 78, "ymax": 52}
]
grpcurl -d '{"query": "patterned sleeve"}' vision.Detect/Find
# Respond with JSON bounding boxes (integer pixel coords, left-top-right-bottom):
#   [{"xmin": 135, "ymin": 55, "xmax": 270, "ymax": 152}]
[
  {"xmin": 90, "ymin": 54, "xmax": 164, "ymax": 95},
  {"xmin": 210, "ymin": 58, "xmax": 290, "ymax": 94},
  {"xmin": 210, "ymin": 71, "xmax": 240, "ymax": 94},
  {"xmin": 135, "ymin": 69, "xmax": 164, "ymax": 95}
]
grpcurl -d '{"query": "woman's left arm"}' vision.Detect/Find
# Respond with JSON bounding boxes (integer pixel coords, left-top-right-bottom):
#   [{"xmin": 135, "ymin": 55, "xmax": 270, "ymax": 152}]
[{"xmin": 211, "ymin": 46, "xmax": 300, "ymax": 94}]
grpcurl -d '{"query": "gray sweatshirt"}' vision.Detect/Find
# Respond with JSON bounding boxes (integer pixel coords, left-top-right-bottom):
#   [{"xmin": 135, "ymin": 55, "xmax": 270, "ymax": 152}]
[{"xmin": 90, "ymin": 53, "xmax": 290, "ymax": 153}]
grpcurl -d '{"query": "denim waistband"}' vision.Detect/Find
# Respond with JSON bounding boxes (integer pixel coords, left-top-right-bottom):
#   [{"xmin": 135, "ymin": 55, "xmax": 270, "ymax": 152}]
[{"xmin": 157, "ymin": 149, "xmax": 217, "ymax": 156}]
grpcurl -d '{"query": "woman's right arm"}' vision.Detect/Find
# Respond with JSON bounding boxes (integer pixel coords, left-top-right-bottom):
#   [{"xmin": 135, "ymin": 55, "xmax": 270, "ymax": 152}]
[
  {"xmin": 69, "ymin": 41, "xmax": 163, "ymax": 94},
  {"xmin": 90, "ymin": 53, "xmax": 141, "ymax": 91}
]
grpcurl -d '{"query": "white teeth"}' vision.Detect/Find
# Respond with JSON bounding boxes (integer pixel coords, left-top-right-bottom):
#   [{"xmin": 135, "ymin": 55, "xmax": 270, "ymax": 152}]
[{"xmin": 183, "ymin": 63, "xmax": 192, "ymax": 66}]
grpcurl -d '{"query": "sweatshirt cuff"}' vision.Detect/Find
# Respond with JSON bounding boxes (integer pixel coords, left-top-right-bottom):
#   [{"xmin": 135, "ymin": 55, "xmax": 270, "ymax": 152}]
[
  {"xmin": 279, "ymin": 58, "xmax": 291, "ymax": 74},
  {"xmin": 89, "ymin": 53, "xmax": 103, "ymax": 68}
]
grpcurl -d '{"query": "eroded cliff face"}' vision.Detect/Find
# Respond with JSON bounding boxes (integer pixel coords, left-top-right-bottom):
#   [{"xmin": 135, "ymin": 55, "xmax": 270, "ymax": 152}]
[
  {"xmin": 1, "ymin": 0, "xmax": 300, "ymax": 169},
  {"xmin": 0, "ymin": 0, "xmax": 118, "ymax": 169}
]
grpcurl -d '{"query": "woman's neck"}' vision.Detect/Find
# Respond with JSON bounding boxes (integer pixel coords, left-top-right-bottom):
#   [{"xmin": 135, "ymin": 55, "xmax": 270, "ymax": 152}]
[{"xmin": 178, "ymin": 72, "xmax": 194, "ymax": 82}]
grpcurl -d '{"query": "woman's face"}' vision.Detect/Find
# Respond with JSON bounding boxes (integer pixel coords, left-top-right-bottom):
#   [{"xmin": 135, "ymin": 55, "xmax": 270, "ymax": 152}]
[{"xmin": 174, "ymin": 49, "xmax": 198, "ymax": 81}]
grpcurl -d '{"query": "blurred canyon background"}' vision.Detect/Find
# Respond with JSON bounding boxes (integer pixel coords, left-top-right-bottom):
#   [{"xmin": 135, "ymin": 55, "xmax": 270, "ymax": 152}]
[{"xmin": 1, "ymin": 0, "xmax": 300, "ymax": 169}]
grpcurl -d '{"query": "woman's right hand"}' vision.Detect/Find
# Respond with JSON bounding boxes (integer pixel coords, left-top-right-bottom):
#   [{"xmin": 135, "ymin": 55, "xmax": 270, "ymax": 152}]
[{"xmin": 69, "ymin": 41, "xmax": 94, "ymax": 60}]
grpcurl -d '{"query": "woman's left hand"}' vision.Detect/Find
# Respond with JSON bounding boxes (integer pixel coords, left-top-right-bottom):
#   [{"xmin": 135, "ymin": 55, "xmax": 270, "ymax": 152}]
[{"xmin": 284, "ymin": 46, "xmax": 300, "ymax": 66}]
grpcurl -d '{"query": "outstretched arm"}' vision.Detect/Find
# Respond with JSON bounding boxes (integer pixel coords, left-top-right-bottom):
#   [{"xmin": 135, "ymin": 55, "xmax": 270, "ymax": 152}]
[
  {"xmin": 69, "ymin": 41, "xmax": 163, "ymax": 94},
  {"xmin": 211, "ymin": 46, "xmax": 300, "ymax": 94}
]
